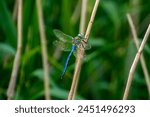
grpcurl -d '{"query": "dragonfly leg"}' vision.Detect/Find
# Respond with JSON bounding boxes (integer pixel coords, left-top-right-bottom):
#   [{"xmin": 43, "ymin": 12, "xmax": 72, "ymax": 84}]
[{"xmin": 78, "ymin": 40, "xmax": 87, "ymax": 49}]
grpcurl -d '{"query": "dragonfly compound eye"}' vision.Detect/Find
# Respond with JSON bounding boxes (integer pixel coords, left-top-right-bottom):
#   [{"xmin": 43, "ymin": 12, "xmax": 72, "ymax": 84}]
[{"xmin": 78, "ymin": 34, "xmax": 84, "ymax": 39}]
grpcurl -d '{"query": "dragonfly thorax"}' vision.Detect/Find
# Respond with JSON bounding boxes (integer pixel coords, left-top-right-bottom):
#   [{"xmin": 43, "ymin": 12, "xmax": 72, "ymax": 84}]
[
  {"xmin": 72, "ymin": 33, "xmax": 84, "ymax": 46},
  {"xmin": 72, "ymin": 37, "xmax": 81, "ymax": 46}
]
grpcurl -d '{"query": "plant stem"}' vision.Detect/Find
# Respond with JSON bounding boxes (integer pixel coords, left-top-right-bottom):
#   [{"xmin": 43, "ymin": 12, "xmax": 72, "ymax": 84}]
[
  {"xmin": 71, "ymin": 0, "xmax": 81, "ymax": 24},
  {"xmin": 72, "ymin": 0, "xmax": 88, "ymax": 99},
  {"xmin": 123, "ymin": 24, "xmax": 150, "ymax": 100},
  {"xmin": 129, "ymin": 0, "xmax": 140, "ymax": 30},
  {"xmin": 80, "ymin": 0, "xmax": 88, "ymax": 34},
  {"xmin": 127, "ymin": 13, "xmax": 150, "ymax": 98},
  {"xmin": 12, "ymin": 0, "xmax": 18, "ymax": 21},
  {"xmin": 36, "ymin": 0, "xmax": 50, "ymax": 100},
  {"xmin": 7, "ymin": 0, "xmax": 22, "ymax": 100},
  {"xmin": 68, "ymin": 0, "xmax": 100, "ymax": 100}
]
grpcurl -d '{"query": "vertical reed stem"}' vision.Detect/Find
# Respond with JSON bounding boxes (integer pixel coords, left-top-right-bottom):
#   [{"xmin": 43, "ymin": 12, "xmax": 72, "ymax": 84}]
[
  {"xmin": 123, "ymin": 24, "xmax": 150, "ymax": 100},
  {"xmin": 36, "ymin": 0, "xmax": 50, "ymax": 100},
  {"xmin": 68, "ymin": 0, "xmax": 100, "ymax": 100},
  {"xmin": 80, "ymin": 0, "xmax": 87, "ymax": 34},
  {"xmin": 13, "ymin": 0, "xmax": 18, "ymax": 21},
  {"xmin": 127, "ymin": 13, "xmax": 150, "ymax": 98},
  {"xmin": 7, "ymin": 0, "xmax": 22, "ymax": 100},
  {"xmin": 72, "ymin": 0, "xmax": 88, "ymax": 99}
]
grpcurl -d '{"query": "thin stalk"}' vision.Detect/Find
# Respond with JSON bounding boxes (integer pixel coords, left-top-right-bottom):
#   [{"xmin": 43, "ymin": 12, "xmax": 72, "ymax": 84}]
[
  {"xmin": 7, "ymin": 0, "xmax": 23, "ymax": 100},
  {"xmin": 12, "ymin": 0, "xmax": 18, "ymax": 21},
  {"xmin": 36, "ymin": 0, "xmax": 50, "ymax": 100},
  {"xmin": 127, "ymin": 13, "xmax": 150, "ymax": 98},
  {"xmin": 68, "ymin": 0, "xmax": 100, "ymax": 100},
  {"xmin": 123, "ymin": 24, "xmax": 150, "ymax": 100},
  {"xmin": 71, "ymin": 0, "xmax": 81, "ymax": 24},
  {"xmin": 72, "ymin": 0, "xmax": 88, "ymax": 99},
  {"xmin": 129, "ymin": 0, "xmax": 140, "ymax": 30},
  {"xmin": 80, "ymin": 0, "xmax": 87, "ymax": 34}
]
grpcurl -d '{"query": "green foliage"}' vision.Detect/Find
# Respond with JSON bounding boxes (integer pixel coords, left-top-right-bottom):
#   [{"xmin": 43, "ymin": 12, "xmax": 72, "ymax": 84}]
[
  {"xmin": 0, "ymin": 43, "xmax": 15, "ymax": 58},
  {"xmin": 0, "ymin": 0, "xmax": 16, "ymax": 47},
  {"xmin": 0, "ymin": 0, "xmax": 150, "ymax": 100}
]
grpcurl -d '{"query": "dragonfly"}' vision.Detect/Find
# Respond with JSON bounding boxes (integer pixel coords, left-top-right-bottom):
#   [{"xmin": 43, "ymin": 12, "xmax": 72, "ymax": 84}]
[{"xmin": 53, "ymin": 29, "xmax": 91, "ymax": 78}]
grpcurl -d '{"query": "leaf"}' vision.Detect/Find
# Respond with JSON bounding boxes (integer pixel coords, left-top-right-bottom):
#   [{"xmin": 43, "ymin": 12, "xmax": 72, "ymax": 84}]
[
  {"xmin": 0, "ymin": 0, "xmax": 17, "ymax": 48},
  {"xmin": 30, "ymin": 87, "xmax": 85, "ymax": 100},
  {"xmin": 0, "ymin": 43, "xmax": 16, "ymax": 58},
  {"xmin": 89, "ymin": 38, "xmax": 106, "ymax": 47},
  {"xmin": 22, "ymin": 47, "xmax": 40, "ymax": 68},
  {"xmin": 144, "ymin": 43, "xmax": 150, "ymax": 54},
  {"xmin": 31, "ymin": 69, "xmax": 44, "ymax": 80},
  {"xmin": 30, "ymin": 69, "xmax": 56, "ymax": 87},
  {"xmin": 85, "ymin": 51, "xmax": 99, "ymax": 62},
  {"xmin": 102, "ymin": 1, "xmax": 120, "ymax": 27},
  {"xmin": 23, "ymin": 0, "xmax": 35, "ymax": 44}
]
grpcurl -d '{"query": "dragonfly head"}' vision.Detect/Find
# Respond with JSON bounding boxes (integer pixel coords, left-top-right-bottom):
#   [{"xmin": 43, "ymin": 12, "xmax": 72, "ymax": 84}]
[{"xmin": 77, "ymin": 34, "xmax": 84, "ymax": 39}]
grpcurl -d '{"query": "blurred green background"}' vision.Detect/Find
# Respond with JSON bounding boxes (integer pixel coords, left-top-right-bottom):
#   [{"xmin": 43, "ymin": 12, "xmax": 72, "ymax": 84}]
[{"xmin": 0, "ymin": 0, "xmax": 150, "ymax": 100}]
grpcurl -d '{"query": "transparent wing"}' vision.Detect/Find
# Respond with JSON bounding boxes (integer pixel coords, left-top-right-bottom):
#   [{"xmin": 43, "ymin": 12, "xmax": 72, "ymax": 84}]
[
  {"xmin": 53, "ymin": 40, "xmax": 72, "ymax": 51},
  {"xmin": 77, "ymin": 41, "xmax": 91, "ymax": 50},
  {"xmin": 84, "ymin": 42, "xmax": 91, "ymax": 50},
  {"xmin": 53, "ymin": 29, "xmax": 73, "ymax": 42},
  {"xmin": 73, "ymin": 51, "xmax": 77, "ymax": 57}
]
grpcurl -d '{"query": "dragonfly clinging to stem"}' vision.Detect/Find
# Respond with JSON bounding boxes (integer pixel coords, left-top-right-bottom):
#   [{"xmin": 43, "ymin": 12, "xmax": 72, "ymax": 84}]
[{"xmin": 53, "ymin": 29, "xmax": 91, "ymax": 78}]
